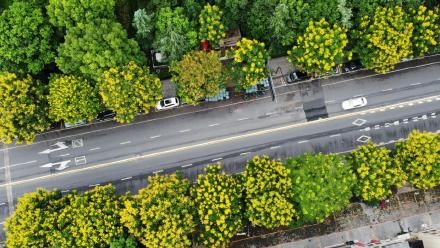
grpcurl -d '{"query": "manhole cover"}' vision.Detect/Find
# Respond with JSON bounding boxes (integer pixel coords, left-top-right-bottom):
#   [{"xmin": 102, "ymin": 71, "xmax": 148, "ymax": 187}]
[
  {"xmin": 352, "ymin": 118, "xmax": 367, "ymax": 126},
  {"xmin": 74, "ymin": 156, "xmax": 87, "ymax": 165},
  {"xmin": 357, "ymin": 135, "xmax": 371, "ymax": 143},
  {"xmin": 72, "ymin": 138, "xmax": 84, "ymax": 148}
]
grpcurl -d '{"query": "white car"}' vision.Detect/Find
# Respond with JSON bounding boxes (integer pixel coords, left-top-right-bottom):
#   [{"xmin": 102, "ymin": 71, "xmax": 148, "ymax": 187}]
[
  {"xmin": 341, "ymin": 97, "xmax": 367, "ymax": 110},
  {"xmin": 156, "ymin": 97, "xmax": 180, "ymax": 110}
]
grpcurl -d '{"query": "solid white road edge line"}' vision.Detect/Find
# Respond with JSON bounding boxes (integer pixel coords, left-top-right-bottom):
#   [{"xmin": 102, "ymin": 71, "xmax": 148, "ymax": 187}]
[{"xmin": 1, "ymin": 94, "xmax": 439, "ymax": 188}]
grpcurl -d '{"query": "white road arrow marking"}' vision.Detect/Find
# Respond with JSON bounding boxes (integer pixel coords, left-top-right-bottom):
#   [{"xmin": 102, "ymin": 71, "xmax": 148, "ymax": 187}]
[
  {"xmin": 39, "ymin": 142, "xmax": 68, "ymax": 154},
  {"xmin": 40, "ymin": 160, "xmax": 71, "ymax": 171}
]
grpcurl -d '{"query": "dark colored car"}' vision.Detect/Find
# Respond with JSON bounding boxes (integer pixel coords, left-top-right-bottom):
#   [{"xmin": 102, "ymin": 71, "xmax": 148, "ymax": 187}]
[
  {"xmin": 96, "ymin": 110, "xmax": 116, "ymax": 121},
  {"xmin": 343, "ymin": 60, "xmax": 363, "ymax": 73},
  {"xmin": 287, "ymin": 71, "xmax": 310, "ymax": 84}
]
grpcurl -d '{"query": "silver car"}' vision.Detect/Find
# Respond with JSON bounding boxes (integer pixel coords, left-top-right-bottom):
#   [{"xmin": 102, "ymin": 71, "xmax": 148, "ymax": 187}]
[
  {"xmin": 156, "ymin": 97, "xmax": 180, "ymax": 110},
  {"xmin": 341, "ymin": 97, "xmax": 367, "ymax": 110}
]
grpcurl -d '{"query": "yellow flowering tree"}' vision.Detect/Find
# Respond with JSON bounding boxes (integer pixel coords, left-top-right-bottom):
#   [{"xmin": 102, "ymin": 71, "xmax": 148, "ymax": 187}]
[
  {"xmin": 409, "ymin": 5, "xmax": 440, "ymax": 57},
  {"xmin": 193, "ymin": 164, "xmax": 243, "ymax": 247},
  {"xmin": 233, "ymin": 38, "xmax": 270, "ymax": 89},
  {"xmin": 288, "ymin": 19, "xmax": 351, "ymax": 76},
  {"xmin": 353, "ymin": 6, "xmax": 413, "ymax": 73},
  {"xmin": 48, "ymin": 75, "xmax": 100, "ymax": 124},
  {"xmin": 5, "ymin": 189, "xmax": 66, "ymax": 248},
  {"xmin": 54, "ymin": 185, "xmax": 124, "ymax": 248},
  {"xmin": 350, "ymin": 143, "xmax": 406, "ymax": 203},
  {"xmin": 170, "ymin": 50, "xmax": 224, "ymax": 105},
  {"xmin": 199, "ymin": 4, "xmax": 225, "ymax": 46},
  {"xmin": 243, "ymin": 156, "xmax": 295, "ymax": 228},
  {"xmin": 395, "ymin": 130, "xmax": 440, "ymax": 190},
  {"xmin": 99, "ymin": 61, "xmax": 162, "ymax": 123},
  {"xmin": 0, "ymin": 72, "xmax": 49, "ymax": 144},
  {"xmin": 121, "ymin": 174, "xmax": 196, "ymax": 248},
  {"xmin": 285, "ymin": 153, "xmax": 354, "ymax": 223}
]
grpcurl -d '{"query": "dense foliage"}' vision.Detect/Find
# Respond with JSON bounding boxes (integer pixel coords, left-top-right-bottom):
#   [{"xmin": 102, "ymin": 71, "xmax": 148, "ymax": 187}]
[
  {"xmin": 0, "ymin": 1, "xmax": 55, "ymax": 75},
  {"xmin": 47, "ymin": 0, "xmax": 116, "ymax": 29},
  {"xmin": 350, "ymin": 143, "xmax": 406, "ymax": 202},
  {"xmin": 48, "ymin": 75, "xmax": 100, "ymax": 124},
  {"xmin": 99, "ymin": 61, "xmax": 162, "ymax": 123},
  {"xmin": 153, "ymin": 7, "xmax": 198, "ymax": 62},
  {"xmin": 121, "ymin": 174, "xmax": 195, "ymax": 248},
  {"xmin": 193, "ymin": 164, "xmax": 243, "ymax": 247},
  {"xmin": 353, "ymin": 6, "xmax": 413, "ymax": 73},
  {"xmin": 285, "ymin": 153, "xmax": 354, "ymax": 223},
  {"xmin": 0, "ymin": 73, "xmax": 49, "ymax": 144},
  {"xmin": 5, "ymin": 189, "xmax": 65, "ymax": 248},
  {"xmin": 171, "ymin": 51, "xmax": 224, "ymax": 105},
  {"xmin": 57, "ymin": 19, "xmax": 145, "ymax": 80},
  {"xmin": 409, "ymin": 5, "xmax": 440, "ymax": 57},
  {"xmin": 243, "ymin": 156, "xmax": 295, "ymax": 228},
  {"xmin": 395, "ymin": 130, "xmax": 440, "ymax": 190},
  {"xmin": 199, "ymin": 4, "xmax": 225, "ymax": 46},
  {"xmin": 288, "ymin": 19, "xmax": 351, "ymax": 76},
  {"xmin": 233, "ymin": 38, "xmax": 270, "ymax": 89}
]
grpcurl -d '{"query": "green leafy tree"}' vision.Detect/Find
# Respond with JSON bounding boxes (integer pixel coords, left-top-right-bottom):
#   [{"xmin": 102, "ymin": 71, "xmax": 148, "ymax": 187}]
[
  {"xmin": 154, "ymin": 7, "xmax": 198, "ymax": 62},
  {"xmin": 171, "ymin": 51, "xmax": 224, "ymax": 105},
  {"xmin": 233, "ymin": 38, "xmax": 270, "ymax": 89},
  {"xmin": 409, "ymin": 5, "xmax": 440, "ymax": 56},
  {"xmin": 269, "ymin": 0, "xmax": 310, "ymax": 47},
  {"xmin": 54, "ymin": 185, "xmax": 124, "ymax": 248},
  {"xmin": 243, "ymin": 156, "xmax": 295, "ymax": 228},
  {"xmin": 288, "ymin": 19, "xmax": 351, "ymax": 76},
  {"xmin": 350, "ymin": 143, "xmax": 406, "ymax": 203},
  {"xmin": 47, "ymin": 0, "xmax": 115, "ymax": 29},
  {"xmin": 214, "ymin": 0, "xmax": 248, "ymax": 29},
  {"xmin": 244, "ymin": 0, "xmax": 278, "ymax": 43},
  {"xmin": 5, "ymin": 189, "xmax": 66, "ymax": 248},
  {"xmin": 353, "ymin": 6, "xmax": 413, "ymax": 73},
  {"xmin": 121, "ymin": 173, "xmax": 196, "ymax": 248},
  {"xmin": 193, "ymin": 164, "xmax": 243, "ymax": 247},
  {"xmin": 0, "ymin": 73, "xmax": 49, "ymax": 144},
  {"xmin": 308, "ymin": 0, "xmax": 345, "ymax": 26},
  {"xmin": 395, "ymin": 130, "xmax": 440, "ymax": 190},
  {"xmin": 0, "ymin": 1, "xmax": 55, "ymax": 75},
  {"xmin": 337, "ymin": 0, "xmax": 353, "ymax": 29},
  {"xmin": 56, "ymin": 18, "xmax": 145, "ymax": 80},
  {"xmin": 99, "ymin": 61, "xmax": 162, "ymax": 123},
  {"xmin": 110, "ymin": 236, "xmax": 138, "ymax": 248},
  {"xmin": 199, "ymin": 4, "xmax": 226, "ymax": 46},
  {"xmin": 48, "ymin": 75, "xmax": 100, "ymax": 124},
  {"xmin": 132, "ymin": 9, "xmax": 154, "ymax": 40},
  {"xmin": 285, "ymin": 153, "xmax": 354, "ymax": 223}
]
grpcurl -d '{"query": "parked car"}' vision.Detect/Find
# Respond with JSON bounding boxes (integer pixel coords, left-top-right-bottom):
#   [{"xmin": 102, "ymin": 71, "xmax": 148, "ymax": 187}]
[
  {"xmin": 96, "ymin": 110, "xmax": 116, "ymax": 121},
  {"xmin": 63, "ymin": 120, "xmax": 87, "ymax": 129},
  {"xmin": 287, "ymin": 70, "xmax": 310, "ymax": 84},
  {"xmin": 341, "ymin": 97, "xmax": 368, "ymax": 110},
  {"xmin": 156, "ymin": 97, "xmax": 180, "ymax": 110},
  {"xmin": 343, "ymin": 60, "xmax": 362, "ymax": 73}
]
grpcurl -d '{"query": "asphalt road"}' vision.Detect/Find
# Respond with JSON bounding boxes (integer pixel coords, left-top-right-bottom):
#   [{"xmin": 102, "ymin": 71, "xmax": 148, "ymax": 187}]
[{"xmin": 0, "ymin": 62, "xmax": 439, "ymax": 236}]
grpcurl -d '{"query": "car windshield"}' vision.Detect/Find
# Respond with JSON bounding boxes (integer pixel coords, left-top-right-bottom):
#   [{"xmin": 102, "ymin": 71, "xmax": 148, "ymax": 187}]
[{"xmin": 164, "ymin": 99, "xmax": 172, "ymax": 105}]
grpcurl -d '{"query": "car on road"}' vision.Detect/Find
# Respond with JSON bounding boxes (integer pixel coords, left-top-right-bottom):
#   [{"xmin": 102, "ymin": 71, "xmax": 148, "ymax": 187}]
[
  {"xmin": 287, "ymin": 70, "xmax": 310, "ymax": 84},
  {"xmin": 156, "ymin": 97, "xmax": 180, "ymax": 110},
  {"xmin": 341, "ymin": 97, "xmax": 367, "ymax": 110}
]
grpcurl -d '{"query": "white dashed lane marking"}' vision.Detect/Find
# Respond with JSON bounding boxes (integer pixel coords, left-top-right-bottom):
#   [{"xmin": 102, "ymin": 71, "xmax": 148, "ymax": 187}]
[
  {"xmin": 209, "ymin": 123, "xmax": 220, "ymax": 127},
  {"xmin": 237, "ymin": 117, "xmax": 249, "ymax": 121},
  {"xmin": 330, "ymin": 134, "xmax": 341, "ymax": 137},
  {"xmin": 270, "ymin": 146, "xmax": 281, "ymax": 150},
  {"xmin": 120, "ymin": 141, "xmax": 131, "ymax": 145},
  {"xmin": 121, "ymin": 177, "xmax": 132, "ymax": 181},
  {"xmin": 179, "ymin": 129, "xmax": 191, "ymax": 133},
  {"xmin": 211, "ymin": 157, "xmax": 222, "ymax": 162},
  {"xmin": 298, "ymin": 140, "xmax": 309, "ymax": 144},
  {"xmin": 181, "ymin": 164, "xmax": 193, "ymax": 168},
  {"xmin": 89, "ymin": 147, "xmax": 100, "ymax": 151},
  {"xmin": 150, "ymin": 135, "xmax": 161, "ymax": 139}
]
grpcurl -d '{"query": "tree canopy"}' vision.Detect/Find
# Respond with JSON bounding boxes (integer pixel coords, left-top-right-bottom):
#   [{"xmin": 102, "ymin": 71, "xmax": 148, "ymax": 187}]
[
  {"xmin": 243, "ymin": 156, "xmax": 295, "ymax": 228},
  {"xmin": 153, "ymin": 7, "xmax": 198, "ymax": 62},
  {"xmin": 0, "ymin": 73, "xmax": 49, "ymax": 144},
  {"xmin": 171, "ymin": 51, "xmax": 224, "ymax": 105},
  {"xmin": 56, "ymin": 18, "xmax": 146, "ymax": 80},
  {"xmin": 121, "ymin": 173, "xmax": 196, "ymax": 248},
  {"xmin": 350, "ymin": 143, "xmax": 406, "ymax": 203},
  {"xmin": 285, "ymin": 153, "xmax": 354, "ymax": 223},
  {"xmin": 199, "ymin": 4, "xmax": 226, "ymax": 46},
  {"xmin": 47, "ymin": 0, "xmax": 116, "ymax": 29},
  {"xmin": 193, "ymin": 164, "xmax": 243, "ymax": 247},
  {"xmin": 0, "ymin": 1, "xmax": 55, "ymax": 75},
  {"xmin": 99, "ymin": 61, "xmax": 162, "ymax": 123},
  {"xmin": 353, "ymin": 6, "xmax": 413, "ymax": 73},
  {"xmin": 48, "ymin": 75, "xmax": 100, "ymax": 124},
  {"xmin": 409, "ymin": 5, "xmax": 440, "ymax": 56},
  {"xmin": 395, "ymin": 130, "xmax": 440, "ymax": 190},
  {"xmin": 288, "ymin": 19, "xmax": 351, "ymax": 76}
]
